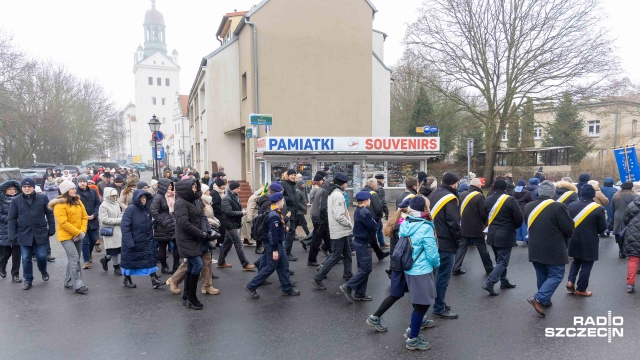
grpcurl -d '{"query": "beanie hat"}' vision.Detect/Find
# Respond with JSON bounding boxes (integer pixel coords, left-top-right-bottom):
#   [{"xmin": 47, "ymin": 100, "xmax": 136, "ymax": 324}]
[
  {"xmin": 229, "ymin": 181, "xmax": 240, "ymax": 191},
  {"xmin": 215, "ymin": 179, "xmax": 226, "ymax": 188},
  {"xmin": 538, "ymin": 180, "xmax": 556, "ymax": 198},
  {"xmin": 269, "ymin": 182, "xmax": 283, "ymax": 192},
  {"xmin": 204, "ymin": 171, "xmax": 210, "ymax": 175},
  {"xmin": 194, "ymin": 172, "xmax": 200, "ymax": 180},
  {"xmin": 296, "ymin": 180, "xmax": 305, "ymax": 187},
  {"xmin": 317, "ymin": 171, "xmax": 327, "ymax": 178},
  {"xmin": 579, "ymin": 173, "xmax": 591, "ymax": 182},
  {"xmin": 529, "ymin": 178, "xmax": 540, "ymax": 185},
  {"xmin": 333, "ymin": 172, "xmax": 349, "ymax": 186},
  {"xmin": 136, "ymin": 181, "xmax": 149, "ymax": 190},
  {"xmin": 150, "ymin": 179, "xmax": 158, "ymax": 187},
  {"xmin": 20, "ymin": 178, "xmax": 36, "ymax": 188},
  {"xmin": 201, "ymin": 184, "xmax": 209, "ymax": 194},
  {"xmin": 287, "ymin": 169, "xmax": 297, "ymax": 176},
  {"xmin": 470, "ymin": 178, "xmax": 483, "ymax": 188},
  {"xmin": 458, "ymin": 182, "xmax": 470, "ymax": 193},
  {"xmin": 622, "ymin": 181, "xmax": 633, "ymax": 190},
  {"xmin": 417, "ymin": 171, "xmax": 428, "ymax": 184},
  {"xmin": 355, "ymin": 191, "xmax": 371, "ymax": 201},
  {"xmin": 581, "ymin": 184, "xmax": 596, "ymax": 199},
  {"xmin": 59, "ymin": 180, "xmax": 76, "ymax": 195},
  {"xmin": 517, "ymin": 179, "xmax": 526, "ymax": 187},
  {"xmin": 442, "ymin": 172, "xmax": 459, "ymax": 186},
  {"xmin": 604, "ymin": 177, "xmax": 614, "ymax": 186},
  {"xmin": 77, "ymin": 175, "xmax": 89, "ymax": 182},
  {"xmin": 313, "ymin": 174, "xmax": 324, "ymax": 182},
  {"xmin": 409, "ymin": 196, "xmax": 426, "ymax": 212},
  {"xmin": 375, "ymin": 174, "xmax": 384, "ymax": 180},
  {"xmin": 269, "ymin": 192, "xmax": 284, "ymax": 203},
  {"xmin": 493, "ymin": 179, "xmax": 507, "ymax": 191}
]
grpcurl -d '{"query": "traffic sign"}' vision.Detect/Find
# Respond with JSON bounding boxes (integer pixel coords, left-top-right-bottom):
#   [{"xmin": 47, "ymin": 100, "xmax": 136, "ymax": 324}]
[
  {"xmin": 416, "ymin": 125, "xmax": 439, "ymax": 134},
  {"xmin": 152, "ymin": 131, "xmax": 164, "ymax": 142},
  {"xmin": 423, "ymin": 126, "xmax": 431, "ymax": 133},
  {"xmin": 246, "ymin": 128, "xmax": 253, "ymax": 139},
  {"xmin": 250, "ymin": 114, "xmax": 273, "ymax": 126},
  {"xmin": 430, "ymin": 127, "xmax": 439, "ymax": 133},
  {"xmin": 152, "ymin": 146, "xmax": 165, "ymax": 160}
]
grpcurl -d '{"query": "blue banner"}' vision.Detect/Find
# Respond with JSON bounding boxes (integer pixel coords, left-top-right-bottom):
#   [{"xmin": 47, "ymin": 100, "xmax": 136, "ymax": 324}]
[{"xmin": 614, "ymin": 146, "xmax": 640, "ymax": 182}]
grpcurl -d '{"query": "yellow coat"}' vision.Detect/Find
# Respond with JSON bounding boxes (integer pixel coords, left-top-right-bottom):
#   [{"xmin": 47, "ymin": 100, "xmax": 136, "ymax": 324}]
[{"xmin": 49, "ymin": 197, "xmax": 89, "ymax": 242}]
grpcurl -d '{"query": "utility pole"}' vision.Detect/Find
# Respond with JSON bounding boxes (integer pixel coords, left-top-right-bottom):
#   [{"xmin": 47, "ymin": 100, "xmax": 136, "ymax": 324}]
[{"xmin": 467, "ymin": 138, "xmax": 474, "ymax": 178}]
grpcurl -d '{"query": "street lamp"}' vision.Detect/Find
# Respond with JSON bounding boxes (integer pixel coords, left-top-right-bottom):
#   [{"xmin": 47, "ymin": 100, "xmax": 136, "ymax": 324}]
[{"xmin": 148, "ymin": 115, "xmax": 161, "ymax": 180}]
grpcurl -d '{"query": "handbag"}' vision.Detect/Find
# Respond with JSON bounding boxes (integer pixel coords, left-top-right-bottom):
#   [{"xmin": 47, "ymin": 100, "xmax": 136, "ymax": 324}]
[{"xmin": 100, "ymin": 227, "xmax": 114, "ymax": 236}]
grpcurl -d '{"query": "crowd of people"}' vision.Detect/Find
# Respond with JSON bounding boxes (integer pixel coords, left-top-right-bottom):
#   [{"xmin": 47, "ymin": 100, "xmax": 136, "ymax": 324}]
[{"xmin": 1, "ymin": 165, "xmax": 640, "ymax": 351}]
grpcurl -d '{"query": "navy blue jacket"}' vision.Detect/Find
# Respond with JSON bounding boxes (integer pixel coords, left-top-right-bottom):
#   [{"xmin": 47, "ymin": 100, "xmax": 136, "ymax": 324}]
[
  {"xmin": 0, "ymin": 180, "xmax": 20, "ymax": 246},
  {"xmin": 77, "ymin": 186, "xmax": 101, "ymax": 230},
  {"xmin": 266, "ymin": 208, "xmax": 286, "ymax": 248},
  {"xmin": 352, "ymin": 206, "xmax": 378, "ymax": 242},
  {"xmin": 8, "ymin": 192, "xmax": 55, "ymax": 246},
  {"xmin": 120, "ymin": 190, "xmax": 156, "ymax": 270},
  {"xmin": 600, "ymin": 185, "xmax": 617, "ymax": 220},
  {"xmin": 568, "ymin": 199, "xmax": 606, "ymax": 261}
]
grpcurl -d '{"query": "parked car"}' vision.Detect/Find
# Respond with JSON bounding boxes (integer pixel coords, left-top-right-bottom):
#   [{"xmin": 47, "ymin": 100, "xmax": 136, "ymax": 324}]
[
  {"xmin": 125, "ymin": 163, "xmax": 146, "ymax": 172},
  {"xmin": 0, "ymin": 168, "xmax": 22, "ymax": 182},
  {"xmin": 84, "ymin": 162, "xmax": 121, "ymax": 172},
  {"xmin": 54, "ymin": 165, "xmax": 84, "ymax": 174},
  {"xmin": 20, "ymin": 169, "xmax": 45, "ymax": 184},
  {"xmin": 30, "ymin": 163, "xmax": 57, "ymax": 169}
]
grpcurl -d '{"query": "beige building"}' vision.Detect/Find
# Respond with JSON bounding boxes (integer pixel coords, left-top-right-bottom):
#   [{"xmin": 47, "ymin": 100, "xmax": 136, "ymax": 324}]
[{"xmin": 188, "ymin": 0, "xmax": 399, "ymax": 191}]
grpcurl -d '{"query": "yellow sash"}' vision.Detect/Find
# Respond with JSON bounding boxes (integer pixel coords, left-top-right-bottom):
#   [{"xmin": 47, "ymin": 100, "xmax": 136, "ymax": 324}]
[
  {"xmin": 573, "ymin": 202, "xmax": 601, "ymax": 228},
  {"xmin": 460, "ymin": 191, "xmax": 480, "ymax": 216},
  {"xmin": 527, "ymin": 199, "xmax": 554, "ymax": 228},
  {"xmin": 557, "ymin": 191, "xmax": 574, "ymax": 204},
  {"xmin": 488, "ymin": 194, "xmax": 510, "ymax": 226},
  {"xmin": 431, "ymin": 194, "xmax": 457, "ymax": 219}
]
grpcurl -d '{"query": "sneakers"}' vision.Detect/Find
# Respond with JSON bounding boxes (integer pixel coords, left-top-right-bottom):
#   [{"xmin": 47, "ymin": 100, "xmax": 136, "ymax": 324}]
[
  {"xmin": 311, "ymin": 279, "xmax": 327, "ymax": 290},
  {"xmin": 353, "ymin": 294, "xmax": 373, "ymax": 301},
  {"xmin": 421, "ymin": 316, "xmax": 435, "ymax": 329},
  {"xmin": 75, "ymin": 286, "xmax": 89, "ymax": 294},
  {"xmin": 12, "ymin": 275, "xmax": 22, "ymax": 283},
  {"xmin": 339, "ymin": 284, "xmax": 354, "ymax": 301},
  {"xmin": 627, "ymin": 284, "xmax": 635, "ymax": 293},
  {"xmin": 366, "ymin": 316, "xmax": 388, "ymax": 332},
  {"xmin": 245, "ymin": 285, "xmax": 260, "ymax": 299},
  {"xmin": 82, "ymin": 262, "xmax": 91, "ymax": 269},
  {"xmin": 23, "ymin": 281, "xmax": 32, "ymax": 290},
  {"xmin": 405, "ymin": 336, "xmax": 431, "ymax": 351},
  {"xmin": 42, "ymin": 273, "xmax": 49, "ymax": 282}
]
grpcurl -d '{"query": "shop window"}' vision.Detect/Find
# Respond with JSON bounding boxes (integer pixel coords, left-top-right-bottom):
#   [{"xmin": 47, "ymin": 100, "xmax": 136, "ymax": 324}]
[
  {"xmin": 364, "ymin": 161, "xmax": 386, "ymax": 185},
  {"xmin": 318, "ymin": 162, "xmax": 355, "ymax": 188},
  {"xmin": 271, "ymin": 162, "xmax": 297, "ymax": 182},
  {"xmin": 387, "ymin": 161, "xmax": 420, "ymax": 187}
]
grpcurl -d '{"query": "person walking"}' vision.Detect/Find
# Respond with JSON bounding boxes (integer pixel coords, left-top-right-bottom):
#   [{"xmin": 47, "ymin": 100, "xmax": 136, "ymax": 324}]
[
  {"xmin": 396, "ymin": 177, "xmax": 418, "ymax": 208},
  {"xmin": 339, "ymin": 191, "xmax": 379, "ymax": 302},
  {"xmin": 120, "ymin": 190, "xmax": 164, "ymax": 289},
  {"xmin": 7, "ymin": 178, "xmax": 55, "ymax": 290},
  {"xmin": 600, "ymin": 177, "xmax": 617, "ymax": 236},
  {"xmin": 199, "ymin": 184, "xmax": 221, "ymax": 296},
  {"xmin": 612, "ymin": 182, "xmax": 638, "ymax": 259},
  {"xmin": 118, "ymin": 177, "xmax": 138, "ymax": 211},
  {"xmin": 0, "ymin": 180, "xmax": 22, "ymax": 283},
  {"xmin": 427, "ymin": 172, "xmax": 461, "ymax": 319},
  {"xmin": 245, "ymin": 191, "xmax": 299, "ymax": 299},
  {"xmin": 375, "ymin": 174, "xmax": 390, "ymax": 246},
  {"xmin": 48, "ymin": 180, "xmax": 89, "ymax": 294},
  {"xmin": 527, "ymin": 178, "xmax": 540, "ymax": 201},
  {"xmin": 524, "ymin": 181, "xmax": 574, "ymax": 317},
  {"xmin": 308, "ymin": 174, "xmax": 331, "ymax": 266},
  {"xmin": 513, "ymin": 179, "xmax": 533, "ymax": 243},
  {"xmin": 281, "ymin": 169, "xmax": 299, "ymax": 260},
  {"xmin": 312, "ymin": 173, "xmax": 353, "ymax": 290},
  {"xmin": 76, "ymin": 176, "xmax": 101, "ymax": 269},
  {"xmin": 151, "ymin": 179, "xmax": 180, "ymax": 274},
  {"xmin": 98, "ymin": 187, "xmax": 123, "ymax": 276},
  {"xmin": 576, "ymin": 174, "xmax": 590, "ymax": 197},
  {"xmin": 623, "ymin": 196, "xmax": 640, "ymax": 293},
  {"xmin": 242, "ymin": 189, "xmax": 261, "ymax": 247},
  {"xmin": 294, "ymin": 180, "xmax": 311, "ymax": 243},
  {"xmin": 482, "ymin": 179, "xmax": 523, "ymax": 296},
  {"xmin": 566, "ymin": 185, "xmax": 606, "ymax": 297},
  {"xmin": 362, "ymin": 178, "xmax": 390, "ymax": 260},
  {"xmin": 454, "ymin": 177, "xmax": 493, "ymax": 275},
  {"xmin": 217, "ymin": 181, "xmax": 256, "ymax": 271},
  {"xmin": 553, "ymin": 180, "xmax": 578, "ymax": 205},
  {"xmin": 211, "ymin": 178, "xmax": 226, "ymax": 248}
]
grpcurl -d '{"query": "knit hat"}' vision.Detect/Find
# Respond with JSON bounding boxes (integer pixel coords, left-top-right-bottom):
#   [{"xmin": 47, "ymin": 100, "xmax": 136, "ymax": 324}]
[
  {"xmin": 215, "ymin": 179, "xmax": 226, "ymax": 188},
  {"xmin": 204, "ymin": 171, "xmax": 209, "ymax": 175},
  {"xmin": 194, "ymin": 172, "xmax": 200, "ymax": 180},
  {"xmin": 470, "ymin": 178, "xmax": 483, "ymax": 188},
  {"xmin": 375, "ymin": 174, "xmax": 384, "ymax": 180},
  {"xmin": 409, "ymin": 196, "xmax": 426, "ymax": 212},
  {"xmin": 296, "ymin": 180, "xmax": 305, "ymax": 188},
  {"xmin": 229, "ymin": 181, "xmax": 240, "ymax": 191},
  {"xmin": 137, "ymin": 181, "xmax": 149, "ymax": 190},
  {"xmin": 59, "ymin": 180, "xmax": 76, "ymax": 195},
  {"xmin": 20, "ymin": 178, "xmax": 36, "ymax": 188},
  {"xmin": 581, "ymin": 184, "xmax": 596, "ymax": 199},
  {"xmin": 151, "ymin": 179, "xmax": 158, "ymax": 187},
  {"xmin": 316, "ymin": 171, "xmax": 327, "ymax": 178},
  {"xmin": 517, "ymin": 179, "xmax": 526, "ymax": 187},
  {"xmin": 313, "ymin": 174, "xmax": 324, "ymax": 182},
  {"xmin": 529, "ymin": 178, "xmax": 540, "ymax": 185},
  {"xmin": 218, "ymin": 172, "xmax": 226, "ymax": 177},
  {"xmin": 621, "ymin": 181, "xmax": 634, "ymax": 190},
  {"xmin": 418, "ymin": 171, "xmax": 428, "ymax": 184},
  {"xmin": 355, "ymin": 191, "xmax": 371, "ymax": 201},
  {"xmin": 269, "ymin": 192, "xmax": 284, "ymax": 203},
  {"xmin": 77, "ymin": 175, "xmax": 89, "ymax": 182},
  {"xmin": 269, "ymin": 182, "xmax": 283, "ymax": 192},
  {"xmin": 538, "ymin": 180, "xmax": 555, "ymax": 198},
  {"xmin": 442, "ymin": 172, "xmax": 459, "ymax": 186},
  {"xmin": 604, "ymin": 177, "xmax": 614, "ymax": 186},
  {"xmin": 287, "ymin": 169, "xmax": 297, "ymax": 176},
  {"xmin": 493, "ymin": 179, "xmax": 507, "ymax": 191},
  {"xmin": 579, "ymin": 173, "xmax": 591, "ymax": 182},
  {"xmin": 201, "ymin": 184, "xmax": 209, "ymax": 194},
  {"xmin": 333, "ymin": 172, "xmax": 348, "ymax": 186}
]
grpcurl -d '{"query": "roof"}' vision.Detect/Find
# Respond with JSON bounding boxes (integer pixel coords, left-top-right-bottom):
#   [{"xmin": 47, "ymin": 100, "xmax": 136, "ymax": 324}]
[
  {"xmin": 372, "ymin": 29, "xmax": 387, "ymax": 40},
  {"xmin": 144, "ymin": 1, "xmax": 165, "ymax": 25},
  {"xmin": 216, "ymin": 11, "xmax": 248, "ymax": 37},
  {"xmin": 226, "ymin": 11, "xmax": 248, "ymax": 17},
  {"xmin": 179, "ymin": 95, "xmax": 188, "ymax": 117}
]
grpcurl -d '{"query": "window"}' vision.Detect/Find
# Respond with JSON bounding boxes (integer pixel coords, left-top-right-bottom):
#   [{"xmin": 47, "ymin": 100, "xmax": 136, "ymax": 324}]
[
  {"xmin": 502, "ymin": 129, "xmax": 508, "ymax": 142},
  {"xmin": 241, "ymin": 73, "xmax": 247, "ymax": 100},
  {"xmin": 156, "ymin": 77, "xmax": 161, "ymax": 86},
  {"xmin": 161, "ymin": 98, "xmax": 166, "ymax": 105},
  {"xmin": 148, "ymin": 77, "xmax": 153, "ymax": 85},
  {"xmin": 387, "ymin": 161, "xmax": 420, "ymax": 187},
  {"xmin": 633, "ymin": 120, "xmax": 638, "ymax": 137},
  {"xmin": 534, "ymin": 126, "xmax": 543, "ymax": 140},
  {"xmin": 152, "ymin": 97, "xmax": 156, "ymax": 105},
  {"xmin": 587, "ymin": 120, "xmax": 600, "ymax": 137},
  {"xmin": 165, "ymin": 78, "xmax": 170, "ymax": 86}
]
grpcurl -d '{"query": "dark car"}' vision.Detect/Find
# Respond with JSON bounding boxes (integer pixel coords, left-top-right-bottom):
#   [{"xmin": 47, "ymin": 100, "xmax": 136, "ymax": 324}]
[
  {"xmin": 30, "ymin": 163, "xmax": 57, "ymax": 169},
  {"xmin": 85, "ymin": 162, "xmax": 121, "ymax": 172},
  {"xmin": 20, "ymin": 169, "xmax": 45, "ymax": 185},
  {"xmin": 54, "ymin": 165, "xmax": 84, "ymax": 174}
]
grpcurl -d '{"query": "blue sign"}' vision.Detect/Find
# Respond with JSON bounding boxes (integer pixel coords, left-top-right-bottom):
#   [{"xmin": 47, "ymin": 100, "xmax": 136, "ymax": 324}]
[
  {"xmin": 430, "ymin": 127, "xmax": 439, "ymax": 133},
  {"xmin": 152, "ymin": 146, "xmax": 165, "ymax": 161},
  {"xmin": 152, "ymin": 131, "xmax": 164, "ymax": 142},
  {"xmin": 614, "ymin": 146, "xmax": 640, "ymax": 182},
  {"xmin": 423, "ymin": 126, "xmax": 431, "ymax": 133}
]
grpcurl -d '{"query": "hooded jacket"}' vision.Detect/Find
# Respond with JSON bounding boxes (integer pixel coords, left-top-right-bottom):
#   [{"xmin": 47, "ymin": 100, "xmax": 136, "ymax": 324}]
[
  {"xmin": 120, "ymin": 190, "xmax": 156, "ymax": 269},
  {"xmin": 523, "ymin": 196, "xmax": 574, "ymax": 265},
  {"xmin": 612, "ymin": 190, "xmax": 638, "ymax": 234},
  {"xmin": 459, "ymin": 185, "xmax": 487, "ymax": 238},
  {"xmin": 513, "ymin": 187, "xmax": 533, "ymax": 214},
  {"xmin": 577, "ymin": 174, "xmax": 591, "ymax": 197},
  {"xmin": 151, "ymin": 178, "xmax": 175, "ymax": 242},
  {"xmin": 77, "ymin": 185, "xmax": 101, "ymax": 231},
  {"xmin": 428, "ymin": 185, "xmax": 461, "ymax": 253},
  {"xmin": 8, "ymin": 190, "xmax": 55, "ymax": 246},
  {"xmin": 398, "ymin": 215, "xmax": 440, "ymax": 276},
  {"xmin": 0, "ymin": 180, "xmax": 20, "ymax": 246},
  {"xmin": 99, "ymin": 187, "xmax": 122, "ymax": 250},
  {"xmin": 552, "ymin": 181, "xmax": 578, "ymax": 205},
  {"xmin": 174, "ymin": 179, "xmax": 206, "ymax": 258},
  {"xmin": 527, "ymin": 183, "xmax": 539, "ymax": 201},
  {"xmin": 328, "ymin": 185, "xmax": 352, "ymax": 239},
  {"xmin": 568, "ymin": 199, "xmax": 606, "ymax": 261},
  {"xmin": 43, "ymin": 179, "xmax": 59, "ymax": 201},
  {"xmin": 484, "ymin": 191, "xmax": 523, "ymax": 248},
  {"xmin": 49, "ymin": 195, "xmax": 88, "ymax": 242},
  {"xmin": 623, "ymin": 198, "xmax": 640, "ymax": 257},
  {"xmin": 600, "ymin": 180, "xmax": 617, "ymax": 220},
  {"xmin": 281, "ymin": 179, "xmax": 298, "ymax": 220},
  {"xmin": 375, "ymin": 179, "xmax": 389, "ymax": 218}
]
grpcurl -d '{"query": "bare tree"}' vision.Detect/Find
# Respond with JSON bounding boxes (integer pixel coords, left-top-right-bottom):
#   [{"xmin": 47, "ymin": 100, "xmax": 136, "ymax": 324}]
[{"xmin": 406, "ymin": 0, "xmax": 620, "ymax": 180}]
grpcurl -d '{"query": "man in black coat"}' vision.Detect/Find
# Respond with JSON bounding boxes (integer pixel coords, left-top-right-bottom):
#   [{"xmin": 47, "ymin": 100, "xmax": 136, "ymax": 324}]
[
  {"xmin": 7, "ymin": 178, "xmax": 55, "ymax": 290},
  {"xmin": 454, "ymin": 177, "xmax": 494, "ymax": 275},
  {"xmin": 566, "ymin": 185, "xmax": 606, "ymax": 297},
  {"xmin": 481, "ymin": 179, "xmax": 523, "ymax": 296},
  {"xmin": 395, "ymin": 177, "xmax": 418, "ymax": 208},
  {"xmin": 308, "ymin": 177, "xmax": 331, "ymax": 265},
  {"xmin": 217, "ymin": 181, "xmax": 255, "ymax": 271},
  {"xmin": 427, "ymin": 172, "xmax": 461, "ymax": 319},
  {"xmin": 77, "ymin": 176, "xmax": 101, "ymax": 268},
  {"xmin": 374, "ymin": 174, "xmax": 389, "ymax": 221},
  {"xmin": 211, "ymin": 179, "xmax": 226, "ymax": 247},
  {"xmin": 281, "ymin": 169, "xmax": 299, "ymax": 260},
  {"xmin": 524, "ymin": 180, "xmax": 574, "ymax": 317}
]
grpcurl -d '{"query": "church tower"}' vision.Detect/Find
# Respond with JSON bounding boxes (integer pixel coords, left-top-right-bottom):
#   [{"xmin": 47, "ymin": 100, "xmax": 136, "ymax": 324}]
[{"xmin": 143, "ymin": 0, "xmax": 167, "ymax": 57}]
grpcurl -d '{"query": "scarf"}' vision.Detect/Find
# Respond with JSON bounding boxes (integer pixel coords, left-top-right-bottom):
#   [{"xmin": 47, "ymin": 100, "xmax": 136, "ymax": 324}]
[{"xmin": 165, "ymin": 189, "xmax": 175, "ymax": 213}]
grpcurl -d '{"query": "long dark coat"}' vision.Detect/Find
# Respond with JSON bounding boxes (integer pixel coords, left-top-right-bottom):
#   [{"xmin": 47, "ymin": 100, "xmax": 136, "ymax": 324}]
[
  {"xmin": 120, "ymin": 190, "xmax": 156, "ymax": 269},
  {"xmin": 174, "ymin": 179, "xmax": 205, "ymax": 258},
  {"xmin": 567, "ymin": 199, "xmax": 606, "ymax": 261},
  {"xmin": 151, "ymin": 178, "xmax": 175, "ymax": 242}
]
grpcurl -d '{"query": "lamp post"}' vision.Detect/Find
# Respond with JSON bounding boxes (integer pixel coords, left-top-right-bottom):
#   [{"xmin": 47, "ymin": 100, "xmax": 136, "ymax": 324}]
[{"xmin": 148, "ymin": 115, "xmax": 161, "ymax": 180}]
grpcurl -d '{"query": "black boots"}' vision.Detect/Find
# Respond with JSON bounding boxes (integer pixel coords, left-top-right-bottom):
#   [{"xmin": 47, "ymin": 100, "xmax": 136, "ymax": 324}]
[
  {"xmin": 186, "ymin": 273, "xmax": 203, "ymax": 310},
  {"xmin": 182, "ymin": 273, "xmax": 190, "ymax": 306},
  {"xmin": 151, "ymin": 273, "xmax": 165, "ymax": 289},
  {"xmin": 161, "ymin": 266, "xmax": 175, "ymax": 274},
  {"xmin": 100, "ymin": 256, "xmax": 110, "ymax": 271},
  {"xmin": 113, "ymin": 264, "xmax": 122, "ymax": 276},
  {"xmin": 123, "ymin": 276, "xmax": 136, "ymax": 288}
]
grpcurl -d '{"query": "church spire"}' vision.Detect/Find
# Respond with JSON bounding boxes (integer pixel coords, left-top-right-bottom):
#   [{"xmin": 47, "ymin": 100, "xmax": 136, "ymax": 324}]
[{"xmin": 143, "ymin": 0, "xmax": 167, "ymax": 57}]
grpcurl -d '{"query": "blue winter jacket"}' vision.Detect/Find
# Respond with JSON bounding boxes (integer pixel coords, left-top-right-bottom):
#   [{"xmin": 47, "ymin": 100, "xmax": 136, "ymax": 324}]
[
  {"xmin": 120, "ymin": 190, "xmax": 156, "ymax": 270},
  {"xmin": 600, "ymin": 183, "xmax": 617, "ymax": 220},
  {"xmin": 0, "ymin": 180, "xmax": 20, "ymax": 246},
  {"xmin": 399, "ymin": 215, "xmax": 440, "ymax": 276}
]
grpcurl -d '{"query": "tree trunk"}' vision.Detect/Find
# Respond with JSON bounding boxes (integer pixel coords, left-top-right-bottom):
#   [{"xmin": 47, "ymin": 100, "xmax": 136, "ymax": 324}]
[{"xmin": 482, "ymin": 128, "xmax": 499, "ymax": 183}]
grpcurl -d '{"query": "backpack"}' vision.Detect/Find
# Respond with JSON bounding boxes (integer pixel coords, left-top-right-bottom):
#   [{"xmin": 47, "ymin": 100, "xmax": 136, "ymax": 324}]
[
  {"xmin": 390, "ymin": 236, "xmax": 424, "ymax": 272},
  {"xmin": 251, "ymin": 208, "xmax": 270, "ymax": 242}
]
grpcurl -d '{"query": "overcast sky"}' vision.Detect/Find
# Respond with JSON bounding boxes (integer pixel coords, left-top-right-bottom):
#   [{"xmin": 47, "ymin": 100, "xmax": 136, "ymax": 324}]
[{"xmin": 0, "ymin": 0, "xmax": 637, "ymax": 108}]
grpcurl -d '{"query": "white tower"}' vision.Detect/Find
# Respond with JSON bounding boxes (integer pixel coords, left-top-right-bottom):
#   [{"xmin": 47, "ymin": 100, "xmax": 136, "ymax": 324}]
[{"xmin": 131, "ymin": 0, "xmax": 180, "ymax": 166}]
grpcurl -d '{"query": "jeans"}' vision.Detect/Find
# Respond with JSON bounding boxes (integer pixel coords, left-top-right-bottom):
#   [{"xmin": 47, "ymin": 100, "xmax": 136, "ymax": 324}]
[
  {"xmin": 532, "ymin": 262, "xmax": 565, "ymax": 305},
  {"xmin": 485, "ymin": 246, "xmax": 512, "ymax": 287},
  {"xmin": 246, "ymin": 243, "xmax": 293, "ymax": 293},
  {"xmin": 82, "ymin": 229, "xmax": 99, "ymax": 263},
  {"xmin": 434, "ymin": 250, "xmax": 455, "ymax": 314},
  {"xmin": 515, "ymin": 221, "xmax": 528, "ymax": 242},
  {"xmin": 567, "ymin": 258, "xmax": 594, "ymax": 292},
  {"xmin": 61, "ymin": 240, "xmax": 84, "ymax": 290},
  {"xmin": 0, "ymin": 245, "xmax": 21, "ymax": 277},
  {"xmin": 218, "ymin": 228, "xmax": 249, "ymax": 267},
  {"xmin": 314, "ymin": 237, "xmax": 352, "ymax": 282},
  {"xmin": 376, "ymin": 221, "xmax": 385, "ymax": 246},
  {"xmin": 453, "ymin": 236, "xmax": 494, "ymax": 273},
  {"xmin": 308, "ymin": 223, "xmax": 332, "ymax": 263},
  {"xmin": 186, "ymin": 256, "xmax": 203, "ymax": 275},
  {"xmin": 346, "ymin": 240, "xmax": 372, "ymax": 296},
  {"xmin": 20, "ymin": 241, "xmax": 48, "ymax": 282}
]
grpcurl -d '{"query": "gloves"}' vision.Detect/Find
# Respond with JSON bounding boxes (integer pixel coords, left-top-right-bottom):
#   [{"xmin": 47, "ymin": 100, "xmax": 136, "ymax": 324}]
[{"xmin": 210, "ymin": 230, "xmax": 222, "ymax": 240}]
